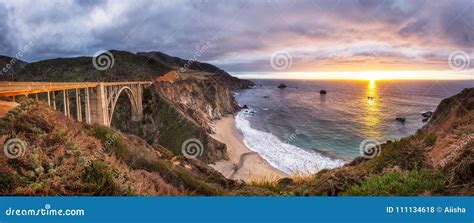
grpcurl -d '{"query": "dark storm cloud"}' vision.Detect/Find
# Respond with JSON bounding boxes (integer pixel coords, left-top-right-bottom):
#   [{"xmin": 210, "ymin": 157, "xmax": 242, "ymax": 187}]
[
  {"xmin": 0, "ymin": 0, "xmax": 472, "ymax": 72},
  {"xmin": 0, "ymin": 3, "xmax": 15, "ymax": 52}
]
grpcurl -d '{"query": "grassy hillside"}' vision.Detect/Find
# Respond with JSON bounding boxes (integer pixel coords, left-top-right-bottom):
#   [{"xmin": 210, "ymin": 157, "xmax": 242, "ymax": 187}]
[
  {"xmin": 0, "ymin": 55, "xmax": 28, "ymax": 81},
  {"xmin": 7, "ymin": 50, "xmax": 171, "ymax": 82},
  {"xmin": 0, "ymin": 100, "xmax": 269, "ymax": 195}
]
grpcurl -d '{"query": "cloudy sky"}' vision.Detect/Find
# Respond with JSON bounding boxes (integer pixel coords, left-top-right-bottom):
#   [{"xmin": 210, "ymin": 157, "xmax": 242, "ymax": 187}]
[{"xmin": 0, "ymin": 0, "xmax": 473, "ymax": 78}]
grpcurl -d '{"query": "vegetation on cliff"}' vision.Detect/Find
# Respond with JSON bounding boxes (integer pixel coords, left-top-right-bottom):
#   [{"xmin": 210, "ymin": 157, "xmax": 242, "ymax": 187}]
[
  {"xmin": 0, "ymin": 100, "xmax": 268, "ymax": 195},
  {"xmin": 111, "ymin": 87, "xmax": 228, "ymax": 164}
]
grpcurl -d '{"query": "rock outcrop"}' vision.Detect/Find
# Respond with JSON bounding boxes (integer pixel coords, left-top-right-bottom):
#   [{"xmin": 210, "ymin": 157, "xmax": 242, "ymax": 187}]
[{"xmin": 277, "ymin": 83, "xmax": 287, "ymax": 89}]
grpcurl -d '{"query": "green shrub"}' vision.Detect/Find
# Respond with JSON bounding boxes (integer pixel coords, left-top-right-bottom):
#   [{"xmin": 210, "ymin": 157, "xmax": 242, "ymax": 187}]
[
  {"xmin": 423, "ymin": 133, "xmax": 437, "ymax": 146},
  {"xmin": 83, "ymin": 160, "xmax": 121, "ymax": 195},
  {"xmin": 133, "ymin": 158, "xmax": 220, "ymax": 196},
  {"xmin": 342, "ymin": 169, "xmax": 446, "ymax": 196},
  {"xmin": 367, "ymin": 138, "xmax": 425, "ymax": 172},
  {"xmin": 89, "ymin": 124, "xmax": 126, "ymax": 159},
  {"xmin": 0, "ymin": 172, "xmax": 14, "ymax": 194}
]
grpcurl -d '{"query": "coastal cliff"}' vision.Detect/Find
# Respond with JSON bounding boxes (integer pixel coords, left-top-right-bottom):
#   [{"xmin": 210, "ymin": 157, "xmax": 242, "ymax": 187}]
[
  {"xmin": 154, "ymin": 70, "xmax": 239, "ymax": 131},
  {"xmin": 0, "ymin": 50, "xmax": 253, "ymax": 164}
]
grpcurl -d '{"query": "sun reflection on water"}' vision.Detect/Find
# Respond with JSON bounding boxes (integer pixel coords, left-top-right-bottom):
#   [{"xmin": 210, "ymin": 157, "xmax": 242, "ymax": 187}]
[{"xmin": 363, "ymin": 80, "xmax": 381, "ymax": 138}]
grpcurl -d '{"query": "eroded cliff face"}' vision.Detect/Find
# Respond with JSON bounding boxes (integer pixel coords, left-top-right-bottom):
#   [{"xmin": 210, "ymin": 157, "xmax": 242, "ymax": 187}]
[
  {"xmin": 154, "ymin": 73, "xmax": 238, "ymax": 131},
  {"xmin": 109, "ymin": 68, "xmax": 248, "ymax": 164},
  {"xmin": 111, "ymin": 83, "xmax": 231, "ymax": 164}
]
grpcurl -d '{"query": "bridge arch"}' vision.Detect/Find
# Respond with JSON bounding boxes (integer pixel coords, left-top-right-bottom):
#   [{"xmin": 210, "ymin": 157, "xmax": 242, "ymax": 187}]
[{"xmin": 106, "ymin": 85, "xmax": 141, "ymax": 126}]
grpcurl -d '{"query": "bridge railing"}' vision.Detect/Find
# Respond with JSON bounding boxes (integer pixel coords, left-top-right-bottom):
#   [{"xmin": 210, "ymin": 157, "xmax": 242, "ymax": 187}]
[{"xmin": 0, "ymin": 81, "xmax": 152, "ymax": 97}]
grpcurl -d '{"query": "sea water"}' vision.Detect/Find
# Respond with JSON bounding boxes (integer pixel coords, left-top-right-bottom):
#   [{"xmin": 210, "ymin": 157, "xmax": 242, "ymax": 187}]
[{"xmin": 234, "ymin": 79, "xmax": 473, "ymax": 174}]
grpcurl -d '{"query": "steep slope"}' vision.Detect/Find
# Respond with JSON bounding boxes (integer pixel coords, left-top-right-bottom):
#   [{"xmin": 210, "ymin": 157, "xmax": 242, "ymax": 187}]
[
  {"xmin": 0, "ymin": 100, "xmax": 270, "ymax": 196},
  {"xmin": 111, "ymin": 86, "xmax": 230, "ymax": 163},
  {"xmin": 153, "ymin": 71, "xmax": 239, "ymax": 130}
]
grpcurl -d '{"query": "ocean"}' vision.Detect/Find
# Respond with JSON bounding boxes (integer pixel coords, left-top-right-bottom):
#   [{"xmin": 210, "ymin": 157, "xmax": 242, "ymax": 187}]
[{"xmin": 233, "ymin": 79, "xmax": 473, "ymax": 175}]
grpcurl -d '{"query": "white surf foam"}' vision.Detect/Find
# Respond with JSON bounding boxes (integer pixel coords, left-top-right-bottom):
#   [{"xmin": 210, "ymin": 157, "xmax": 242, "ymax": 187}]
[{"xmin": 235, "ymin": 112, "xmax": 345, "ymax": 175}]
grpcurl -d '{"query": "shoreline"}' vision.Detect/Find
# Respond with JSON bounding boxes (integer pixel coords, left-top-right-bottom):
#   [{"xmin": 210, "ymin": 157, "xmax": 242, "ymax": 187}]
[{"xmin": 210, "ymin": 115, "xmax": 287, "ymax": 182}]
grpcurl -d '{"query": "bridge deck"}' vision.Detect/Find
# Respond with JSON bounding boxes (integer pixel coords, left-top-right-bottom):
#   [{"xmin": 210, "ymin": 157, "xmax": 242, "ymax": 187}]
[{"xmin": 0, "ymin": 81, "xmax": 152, "ymax": 97}]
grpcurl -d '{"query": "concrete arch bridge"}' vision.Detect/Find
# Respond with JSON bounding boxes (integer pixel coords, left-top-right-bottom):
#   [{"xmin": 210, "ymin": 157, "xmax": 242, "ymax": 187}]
[{"xmin": 0, "ymin": 81, "xmax": 152, "ymax": 127}]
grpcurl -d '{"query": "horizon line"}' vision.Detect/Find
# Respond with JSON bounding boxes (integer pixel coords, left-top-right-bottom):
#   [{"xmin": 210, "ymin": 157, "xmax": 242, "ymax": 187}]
[{"xmin": 232, "ymin": 70, "xmax": 474, "ymax": 81}]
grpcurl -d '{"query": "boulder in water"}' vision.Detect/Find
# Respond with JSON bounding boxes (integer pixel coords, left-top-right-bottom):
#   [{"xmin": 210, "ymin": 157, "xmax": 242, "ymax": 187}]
[
  {"xmin": 396, "ymin": 117, "xmax": 406, "ymax": 123},
  {"xmin": 277, "ymin": 83, "xmax": 287, "ymax": 89},
  {"xmin": 320, "ymin": 90, "xmax": 327, "ymax": 95},
  {"xmin": 422, "ymin": 111, "xmax": 433, "ymax": 118},
  {"xmin": 242, "ymin": 104, "xmax": 249, "ymax": 109}
]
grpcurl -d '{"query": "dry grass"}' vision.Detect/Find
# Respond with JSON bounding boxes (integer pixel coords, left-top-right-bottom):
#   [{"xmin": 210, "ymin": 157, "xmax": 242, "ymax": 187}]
[{"xmin": 0, "ymin": 100, "xmax": 182, "ymax": 195}]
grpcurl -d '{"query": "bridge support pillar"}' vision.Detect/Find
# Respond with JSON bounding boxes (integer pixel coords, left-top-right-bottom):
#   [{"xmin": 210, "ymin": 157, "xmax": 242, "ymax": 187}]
[
  {"xmin": 84, "ymin": 87, "xmax": 91, "ymax": 124},
  {"xmin": 88, "ymin": 83, "xmax": 109, "ymax": 126},
  {"xmin": 130, "ymin": 84, "xmax": 143, "ymax": 122},
  {"xmin": 75, "ymin": 88, "xmax": 82, "ymax": 122},
  {"xmin": 47, "ymin": 91, "xmax": 51, "ymax": 106}
]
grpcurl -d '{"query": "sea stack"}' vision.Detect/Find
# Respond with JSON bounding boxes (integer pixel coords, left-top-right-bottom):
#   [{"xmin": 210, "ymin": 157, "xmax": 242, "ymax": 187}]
[
  {"xmin": 277, "ymin": 83, "xmax": 287, "ymax": 89},
  {"xmin": 396, "ymin": 117, "xmax": 406, "ymax": 123},
  {"xmin": 422, "ymin": 111, "xmax": 433, "ymax": 118}
]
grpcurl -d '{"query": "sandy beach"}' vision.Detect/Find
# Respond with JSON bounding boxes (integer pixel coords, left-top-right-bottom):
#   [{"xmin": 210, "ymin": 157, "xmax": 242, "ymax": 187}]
[{"xmin": 210, "ymin": 115, "xmax": 287, "ymax": 182}]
